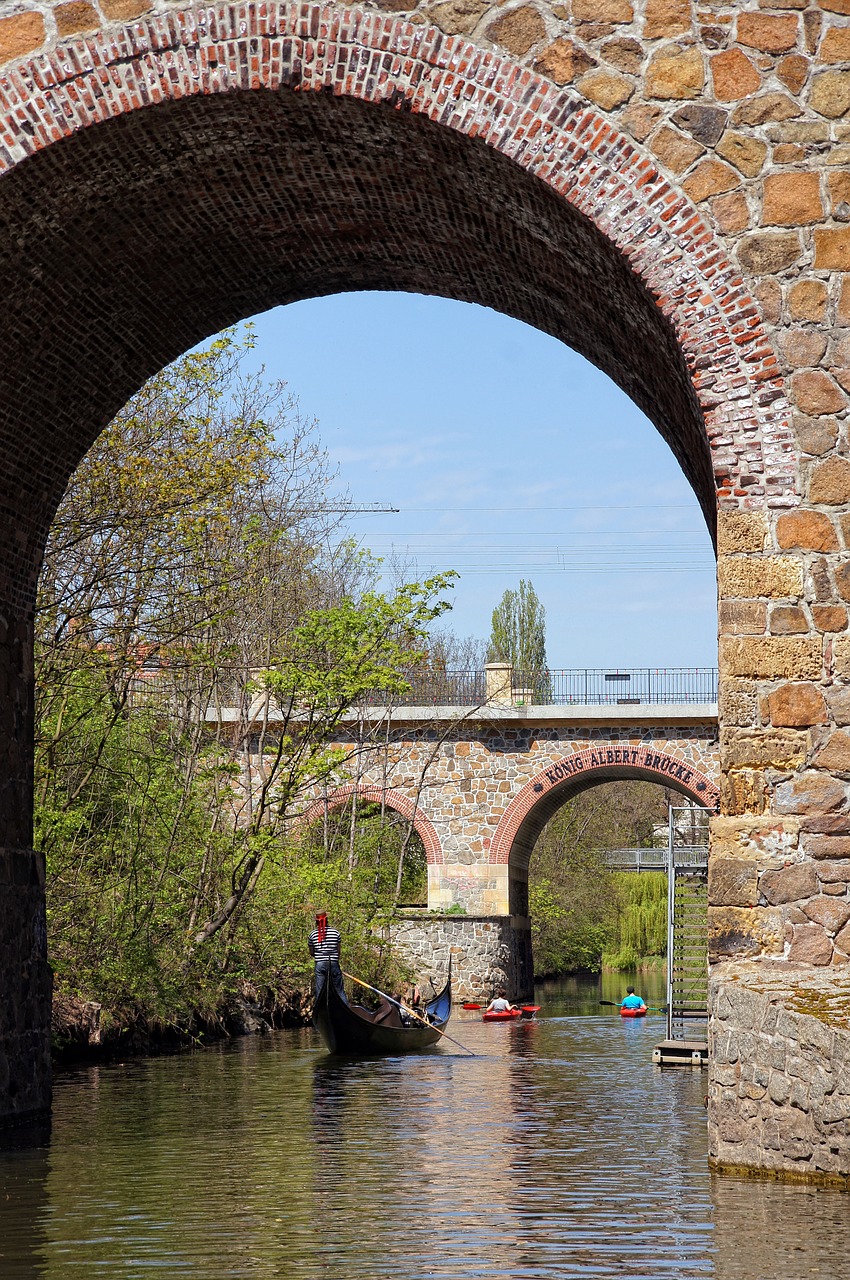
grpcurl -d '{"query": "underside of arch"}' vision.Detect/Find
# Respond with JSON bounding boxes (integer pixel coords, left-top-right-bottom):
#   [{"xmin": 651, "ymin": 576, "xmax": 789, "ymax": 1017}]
[
  {"xmin": 490, "ymin": 750, "xmax": 719, "ymax": 874},
  {"xmin": 0, "ymin": 3, "xmax": 797, "ymax": 611},
  {"xmin": 301, "ymin": 785, "xmax": 443, "ymax": 865}
]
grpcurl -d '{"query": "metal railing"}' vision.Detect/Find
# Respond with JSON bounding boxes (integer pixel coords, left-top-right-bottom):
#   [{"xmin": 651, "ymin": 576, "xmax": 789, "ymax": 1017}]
[
  {"xmin": 376, "ymin": 667, "xmax": 718, "ymax": 707},
  {"xmin": 602, "ymin": 846, "xmax": 709, "ymax": 871}
]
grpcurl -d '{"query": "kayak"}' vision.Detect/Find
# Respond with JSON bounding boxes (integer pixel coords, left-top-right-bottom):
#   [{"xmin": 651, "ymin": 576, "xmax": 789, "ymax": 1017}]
[
  {"xmin": 620, "ymin": 1006, "xmax": 647, "ymax": 1018},
  {"xmin": 482, "ymin": 1006, "xmax": 540, "ymax": 1022}
]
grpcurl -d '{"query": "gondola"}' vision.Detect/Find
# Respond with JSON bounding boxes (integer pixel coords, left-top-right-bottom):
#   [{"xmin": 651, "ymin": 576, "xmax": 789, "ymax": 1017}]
[{"xmin": 312, "ymin": 969, "xmax": 452, "ymax": 1055}]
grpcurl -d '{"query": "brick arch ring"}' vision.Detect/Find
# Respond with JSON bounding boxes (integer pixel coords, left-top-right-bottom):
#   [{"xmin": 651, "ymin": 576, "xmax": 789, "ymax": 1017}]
[
  {"xmin": 300, "ymin": 786, "xmax": 443, "ymax": 865},
  {"xmin": 0, "ymin": 1, "xmax": 794, "ymax": 510},
  {"xmin": 488, "ymin": 748, "xmax": 720, "ymax": 870}
]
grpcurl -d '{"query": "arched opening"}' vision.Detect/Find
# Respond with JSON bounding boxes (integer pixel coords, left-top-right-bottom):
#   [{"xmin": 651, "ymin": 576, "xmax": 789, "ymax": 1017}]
[{"xmin": 0, "ymin": 8, "xmax": 785, "ymax": 1120}]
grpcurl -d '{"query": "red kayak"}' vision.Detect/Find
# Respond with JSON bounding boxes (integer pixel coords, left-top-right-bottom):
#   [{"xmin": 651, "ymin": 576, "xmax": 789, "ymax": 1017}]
[
  {"xmin": 620, "ymin": 1006, "xmax": 647, "ymax": 1018},
  {"xmin": 482, "ymin": 1006, "xmax": 540, "ymax": 1022}
]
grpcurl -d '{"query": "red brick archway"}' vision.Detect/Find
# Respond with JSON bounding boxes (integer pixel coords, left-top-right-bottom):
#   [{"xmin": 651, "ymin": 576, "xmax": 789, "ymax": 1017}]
[
  {"xmin": 301, "ymin": 786, "xmax": 443, "ymax": 865},
  {"xmin": 490, "ymin": 747, "xmax": 719, "ymax": 873},
  {"xmin": 0, "ymin": 2, "xmax": 790, "ymax": 1124}
]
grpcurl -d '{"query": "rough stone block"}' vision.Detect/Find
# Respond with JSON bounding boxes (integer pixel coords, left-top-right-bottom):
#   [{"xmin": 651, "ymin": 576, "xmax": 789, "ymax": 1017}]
[
  {"xmin": 738, "ymin": 231, "xmax": 801, "ymax": 273},
  {"xmin": 760, "ymin": 861, "xmax": 819, "ymax": 905},
  {"xmin": 793, "ymin": 370, "xmax": 846, "ymax": 415},
  {"xmin": 428, "ymin": 0, "xmax": 489, "ymax": 36},
  {"xmin": 709, "ymin": 907, "xmax": 784, "ymax": 960},
  {"xmin": 0, "ymin": 13, "xmax": 45, "ymax": 64},
  {"xmin": 486, "ymin": 6, "xmax": 546, "ymax": 56},
  {"xmin": 768, "ymin": 682, "xmax": 827, "ymax": 727},
  {"xmin": 717, "ymin": 511, "xmax": 768, "ymax": 555},
  {"xmin": 534, "ymin": 38, "xmax": 595, "ymax": 84},
  {"xmin": 769, "ymin": 606, "xmax": 809, "ymax": 635},
  {"xmin": 789, "ymin": 280, "xmax": 828, "ymax": 324},
  {"xmin": 788, "ymin": 922, "xmax": 834, "ymax": 964},
  {"xmin": 646, "ymin": 43, "xmax": 705, "ymax": 99},
  {"xmin": 813, "ymin": 606, "xmax": 847, "ymax": 633},
  {"xmin": 811, "ymin": 70, "xmax": 850, "ymax": 120},
  {"xmin": 721, "ymin": 637, "xmax": 821, "ymax": 681},
  {"xmin": 773, "ymin": 772, "xmax": 846, "ymax": 815},
  {"xmin": 763, "ymin": 172, "xmax": 824, "ymax": 226},
  {"xmin": 710, "ymin": 857, "xmax": 759, "ymax": 907},
  {"xmin": 803, "ymin": 896, "xmax": 850, "ymax": 933},
  {"xmin": 711, "ymin": 48, "xmax": 760, "ymax": 101},
  {"xmin": 718, "ymin": 556, "xmax": 803, "ymax": 599},
  {"xmin": 737, "ymin": 13, "xmax": 799, "ymax": 56}
]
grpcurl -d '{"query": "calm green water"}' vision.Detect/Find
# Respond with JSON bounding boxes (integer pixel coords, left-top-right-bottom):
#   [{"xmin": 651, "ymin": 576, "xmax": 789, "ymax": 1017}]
[{"xmin": 0, "ymin": 975, "xmax": 847, "ymax": 1279}]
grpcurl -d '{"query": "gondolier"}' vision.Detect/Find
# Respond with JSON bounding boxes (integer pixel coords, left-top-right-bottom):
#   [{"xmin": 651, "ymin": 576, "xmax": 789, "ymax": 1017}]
[{"xmin": 308, "ymin": 911, "xmax": 347, "ymax": 1005}]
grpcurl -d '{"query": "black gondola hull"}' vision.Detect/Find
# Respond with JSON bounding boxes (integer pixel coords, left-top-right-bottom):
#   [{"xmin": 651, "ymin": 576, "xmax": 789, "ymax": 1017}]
[{"xmin": 313, "ymin": 975, "xmax": 451, "ymax": 1056}]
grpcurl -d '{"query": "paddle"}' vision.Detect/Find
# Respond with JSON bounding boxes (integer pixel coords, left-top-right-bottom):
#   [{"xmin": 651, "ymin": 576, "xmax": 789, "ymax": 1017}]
[
  {"xmin": 342, "ymin": 971, "xmax": 476, "ymax": 1056},
  {"xmin": 599, "ymin": 999, "xmax": 666, "ymax": 1012}
]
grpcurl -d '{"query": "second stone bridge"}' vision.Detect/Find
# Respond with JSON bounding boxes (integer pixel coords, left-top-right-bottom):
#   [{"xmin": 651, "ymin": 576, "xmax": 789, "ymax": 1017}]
[{"xmin": 298, "ymin": 664, "xmax": 720, "ymax": 996}]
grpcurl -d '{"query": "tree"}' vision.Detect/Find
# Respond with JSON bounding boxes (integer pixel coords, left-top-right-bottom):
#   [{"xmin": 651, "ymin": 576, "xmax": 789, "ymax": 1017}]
[{"xmin": 487, "ymin": 579, "xmax": 548, "ymax": 696}]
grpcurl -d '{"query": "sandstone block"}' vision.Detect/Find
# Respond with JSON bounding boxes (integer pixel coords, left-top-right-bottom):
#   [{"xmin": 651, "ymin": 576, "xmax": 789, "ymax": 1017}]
[
  {"xmin": 813, "ymin": 606, "xmax": 848, "ymax": 633},
  {"xmin": 781, "ymin": 328, "xmax": 829, "ymax": 368},
  {"xmin": 709, "ymin": 907, "xmax": 784, "ymax": 961},
  {"xmin": 762, "ymin": 170, "xmax": 824, "ymax": 227},
  {"xmin": 760, "ymin": 862, "xmax": 819, "ymax": 905},
  {"xmin": 821, "ymin": 27, "xmax": 850, "ymax": 64},
  {"xmin": 578, "ymin": 70, "xmax": 634, "ymax": 110},
  {"xmin": 709, "ymin": 858, "xmax": 759, "ymax": 907},
  {"xmin": 0, "ymin": 12, "xmax": 45, "ymax": 63},
  {"xmin": 812, "ymin": 729, "xmax": 850, "ymax": 771},
  {"xmin": 815, "ymin": 227, "xmax": 850, "ymax": 270},
  {"xmin": 810, "ymin": 457, "xmax": 850, "ymax": 504},
  {"xmin": 737, "ymin": 13, "xmax": 799, "ymax": 56},
  {"xmin": 716, "ymin": 132, "xmax": 767, "ymax": 178},
  {"xmin": 486, "ymin": 6, "xmax": 546, "ymax": 56},
  {"xmin": 722, "ymin": 768, "xmax": 768, "ymax": 816},
  {"xmin": 835, "ymin": 562, "xmax": 850, "ymax": 603},
  {"xmin": 55, "ymin": 3, "xmax": 100, "ymax": 36},
  {"xmin": 769, "ymin": 606, "xmax": 808, "ymax": 636},
  {"xmin": 717, "ymin": 601, "xmax": 764, "ymax": 636},
  {"xmin": 811, "ymin": 71, "xmax": 850, "ymax": 120},
  {"xmin": 717, "ymin": 511, "xmax": 768, "ymax": 555},
  {"xmin": 793, "ymin": 371, "xmax": 845, "ymax": 416},
  {"xmin": 834, "ymin": 637, "xmax": 850, "ymax": 679},
  {"xmin": 732, "ymin": 92, "xmax": 801, "ymax": 126},
  {"xmin": 753, "ymin": 279, "xmax": 782, "ymax": 325},
  {"xmin": 788, "ymin": 922, "xmax": 834, "ymax": 964},
  {"xmin": 768, "ymin": 682, "xmax": 827, "ymax": 727},
  {"xmin": 534, "ymin": 38, "xmax": 595, "ymax": 84},
  {"xmin": 712, "ymin": 49, "xmax": 760, "ymax": 102},
  {"xmin": 710, "ymin": 191, "xmax": 749, "ymax": 234},
  {"xmin": 777, "ymin": 55, "xmax": 809, "ymax": 97},
  {"xmin": 738, "ymin": 232, "xmax": 801, "ymax": 274},
  {"xmin": 805, "ymin": 835, "xmax": 850, "ymax": 859},
  {"xmin": 793, "ymin": 413, "xmax": 838, "ymax": 456},
  {"xmin": 671, "ymin": 104, "xmax": 727, "ymax": 145},
  {"xmin": 101, "ymin": 1, "xmax": 153, "ymax": 17},
  {"xmin": 825, "ymin": 685, "xmax": 850, "ymax": 725},
  {"xmin": 646, "ymin": 44, "xmax": 704, "ymax": 99},
  {"xmin": 773, "ymin": 772, "xmax": 847, "ymax": 815},
  {"xmin": 621, "ymin": 103, "xmax": 662, "ymax": 141},
  {"xmin": 788, "ymin": 280, "xmax": 827, "ymax": 324},
  {"xmin": 776, "ymin": 510, "xmax": 838, "ymax": 552},
  {"xmin": 720, "ymin": 637, "xmax": 821, "ymax": 680},
  {"xmin": 643, "ymin": 0, "xmax": 690, "ymax": 40},
  {"xmin": 601, "ymin": 38, "xmax": 643, "ymax": 74},
  {"xmin": 428, "ymin": 0, "xmax": 488, "ymax": 35},
  {"xmin": 803, "ymin": 895, "xmax": 850, "ymax": 933},
  {"xmin": 718, "ymin": 556, "xmax": 802, "ymax": 599},
  {"xmin": 724, "ymin": 729, "xmax": 807, "ymax": 770},
  {"xmin": 573, "ymin": 0, "xmax": 633, "ymax": 19},
  {"xmin": 650, "ymin": 125, "xmax": 703, "ymax": 174},
  {"xmin": 720, "ymin": 685, "xmax": 759, "ymax": 727}
]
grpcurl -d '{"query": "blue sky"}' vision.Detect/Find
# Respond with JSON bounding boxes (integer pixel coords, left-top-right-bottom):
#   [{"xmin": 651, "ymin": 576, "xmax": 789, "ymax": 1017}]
[{"xmin": 242, "ymin": 292, "xmax": 717, "ymax": 671}]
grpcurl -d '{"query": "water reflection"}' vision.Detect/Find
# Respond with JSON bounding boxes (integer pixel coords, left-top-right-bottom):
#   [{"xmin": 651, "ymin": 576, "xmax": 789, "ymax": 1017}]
[{"xmin": 0, "ymin": 981, "xmax": 846, "ymax": 1277}]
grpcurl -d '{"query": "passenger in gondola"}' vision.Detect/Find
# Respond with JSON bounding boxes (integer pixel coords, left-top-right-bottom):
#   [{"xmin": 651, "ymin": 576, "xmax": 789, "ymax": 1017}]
[{"xmin": 308, "ymin": 911, "xmax": 347, "ymax": 1004}]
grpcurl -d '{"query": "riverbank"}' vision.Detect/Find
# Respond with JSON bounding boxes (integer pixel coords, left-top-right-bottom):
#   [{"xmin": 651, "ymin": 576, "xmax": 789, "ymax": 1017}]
[{"xmin": 51, "ymin": 982, "xmax": 313, "ymax": 1065}]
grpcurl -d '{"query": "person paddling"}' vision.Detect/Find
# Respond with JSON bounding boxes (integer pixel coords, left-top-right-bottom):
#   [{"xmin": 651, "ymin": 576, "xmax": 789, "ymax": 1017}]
[
  {"xmin": 308, "ymin": 911, "xmax": 347, "ymax": 1004},
  {"xmin": 620, "ymin": 986, "xmax": 646, "ymax": 1013},
  {"xmin": 485, "ymin": 989, "xmax": 517, "ymax": 1014}
]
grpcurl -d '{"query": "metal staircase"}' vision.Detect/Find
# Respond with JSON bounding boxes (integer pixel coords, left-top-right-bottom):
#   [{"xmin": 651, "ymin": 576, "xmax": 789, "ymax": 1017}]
[{"xmin": 665, "ymin": 805, "xmax": 708, "ymax": 1048}]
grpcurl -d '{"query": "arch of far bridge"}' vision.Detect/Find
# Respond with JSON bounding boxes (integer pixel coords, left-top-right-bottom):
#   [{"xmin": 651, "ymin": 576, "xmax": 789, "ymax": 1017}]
[
  {"xmin": 301, "ymin": 786, "xmax": 443, "ymax": 867},
  {"xmin": 487, "ymin": 748, "xmax": 719, "ymax": 915}
]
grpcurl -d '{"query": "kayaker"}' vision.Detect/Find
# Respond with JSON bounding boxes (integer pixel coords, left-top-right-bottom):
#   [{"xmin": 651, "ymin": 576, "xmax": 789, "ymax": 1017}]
[
  {"xmin": 308, "ymin": 911, "xmax": 347, "ymax": 1004},
  {"xmin": 486, "ymin": 989, "xmax": 517, "ymax": 1014},
  {"xmin": 620, "ymin": 986, "xmax": 646, "ymax": 1012}
]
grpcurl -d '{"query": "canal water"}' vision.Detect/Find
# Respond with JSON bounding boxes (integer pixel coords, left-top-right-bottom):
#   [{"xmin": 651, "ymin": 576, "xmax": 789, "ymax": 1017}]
[{"xmin": 1, "ymin": 974, "xmax": 848, "ymax": 1279}]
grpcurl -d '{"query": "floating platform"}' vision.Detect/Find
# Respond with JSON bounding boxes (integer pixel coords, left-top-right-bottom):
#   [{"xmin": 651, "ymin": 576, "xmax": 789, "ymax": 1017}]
[{"xmin": 652, "ymin": 1039, "xmax": 707, "ymax": 1067}]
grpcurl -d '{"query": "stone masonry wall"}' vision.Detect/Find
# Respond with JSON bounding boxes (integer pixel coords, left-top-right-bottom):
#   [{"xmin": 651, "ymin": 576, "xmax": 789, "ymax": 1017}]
[
  {"xmin": 381, "ymin": 912, "xmax": 532, "ymax": 1000},
  {"xmin": 709, "ymin": 960, "xmax": 850, "ymax": 1182}
]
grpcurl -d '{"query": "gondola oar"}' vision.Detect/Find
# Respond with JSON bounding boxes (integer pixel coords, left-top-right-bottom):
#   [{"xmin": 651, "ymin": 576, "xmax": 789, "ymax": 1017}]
[{"xmin": 342, "ymin": 971, "xmax": 476, "ymax": 1056}]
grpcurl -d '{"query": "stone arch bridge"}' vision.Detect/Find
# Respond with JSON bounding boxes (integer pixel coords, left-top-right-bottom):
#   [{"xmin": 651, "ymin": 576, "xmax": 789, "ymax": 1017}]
[{"xmin": 2, "ymin": 0, "xmax": 850, "ymax": 1179}]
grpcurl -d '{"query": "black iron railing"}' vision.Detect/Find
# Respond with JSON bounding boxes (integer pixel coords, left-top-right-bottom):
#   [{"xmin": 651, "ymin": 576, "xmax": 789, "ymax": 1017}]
[{"xmin": 380, "ymin": 667, "xmax": 718, "ymax": 707}]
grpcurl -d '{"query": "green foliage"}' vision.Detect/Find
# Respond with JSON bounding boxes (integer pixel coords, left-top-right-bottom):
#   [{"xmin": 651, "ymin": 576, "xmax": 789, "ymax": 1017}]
[
  {"xmin": 529, "ymin": 781, "xmax": 672, "ymax": 976},
  {"xmin": 37, "ymin": 329, "xmax": 454, "ymax": 1027},
  {"xmin": 487, "ymin": 579, "xmax": 548, "ymax": 697}
]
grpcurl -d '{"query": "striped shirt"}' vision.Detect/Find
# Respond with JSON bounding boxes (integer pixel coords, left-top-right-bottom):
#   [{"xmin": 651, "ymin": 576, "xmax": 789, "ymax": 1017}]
[{"xmin": 309, "ymin": 926, "xmax": 341, "ymax": 961}]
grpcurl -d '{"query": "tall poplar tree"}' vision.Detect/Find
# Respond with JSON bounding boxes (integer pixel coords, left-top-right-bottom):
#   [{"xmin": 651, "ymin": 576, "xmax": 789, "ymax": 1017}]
[{"xmin": 487, "ymin": 579, "xmax": 548, "ymax": 694}]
